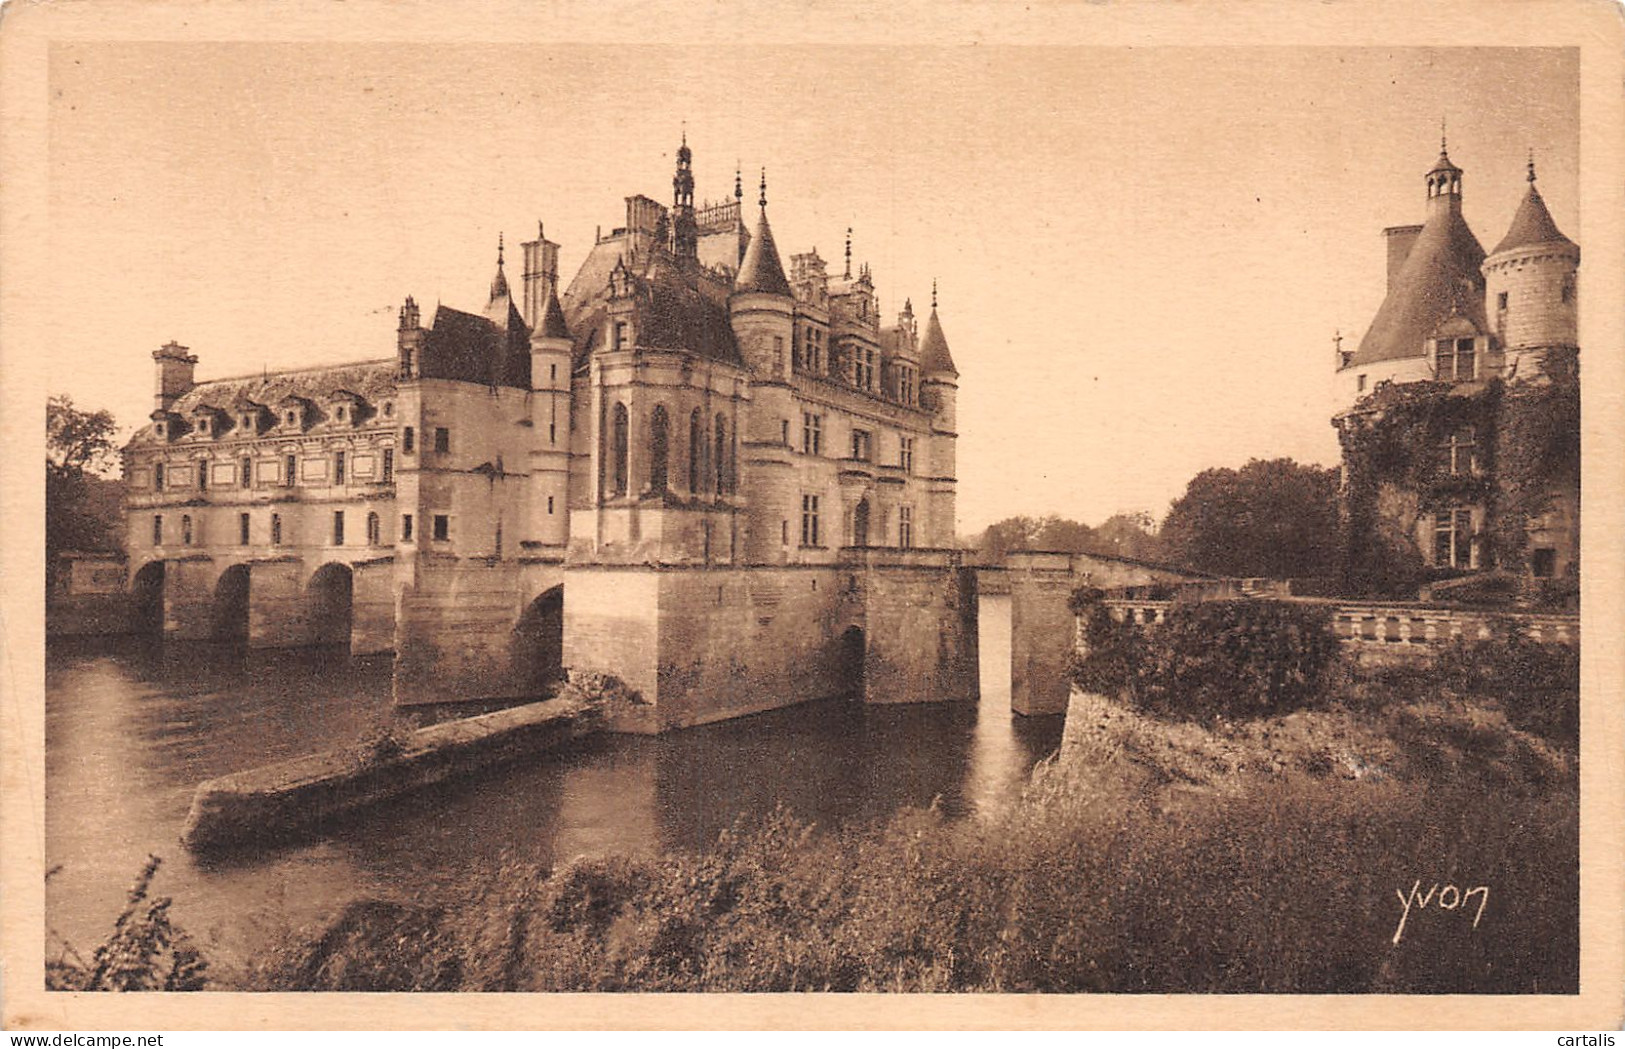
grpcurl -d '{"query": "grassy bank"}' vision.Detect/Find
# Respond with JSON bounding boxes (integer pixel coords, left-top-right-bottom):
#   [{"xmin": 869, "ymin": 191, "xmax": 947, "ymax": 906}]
[
  {"xmin": 54, "ymin": 666, "xmax": 1578, "ymax": 994},
  {"xmin": 222, "ymin": 676, "xmax": 1574, "ymax": 994}
]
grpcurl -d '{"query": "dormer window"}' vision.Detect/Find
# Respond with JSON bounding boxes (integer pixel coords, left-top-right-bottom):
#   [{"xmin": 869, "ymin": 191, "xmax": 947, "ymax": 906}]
[
  {"xmin": 1435, "ymin": 337, "xmax": 1477, "ymax": 382},
  {"xmin": 335, "ymin": 406, "xmax": 346, "ymax": 422},
  {"xmin": 383, "ymin": 402, "xmax": 394, "ymax": 418},
  {"xmin": 155, "ymin": 422, "xmax": 166, "ymax": 439},
  {"xmin": 197, "ymin": 417, "xmax": 210, "ymax": 436},
  {"xmin": 286, "ymin": 411, "xmax": 297, "ymax": 427}
]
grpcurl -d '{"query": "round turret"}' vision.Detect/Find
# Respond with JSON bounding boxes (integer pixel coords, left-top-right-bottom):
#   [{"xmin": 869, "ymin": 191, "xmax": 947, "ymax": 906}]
[{"xmin": 1482, "ymin": 158, "xmax": 1579, "ymax": 371}]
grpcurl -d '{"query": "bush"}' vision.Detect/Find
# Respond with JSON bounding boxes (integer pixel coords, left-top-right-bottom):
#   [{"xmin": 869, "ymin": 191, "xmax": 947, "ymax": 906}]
[
  {"xmin": 1070, "ymin": 593, "xmax": 1342, "ymax": 723},
  {"xmin": 1436, "ymin": 629, "xmax": 1579, "ymax": 744},
  {"xmin": 47, "ymin": 856, "xmax": 208, "ymax": 991}
]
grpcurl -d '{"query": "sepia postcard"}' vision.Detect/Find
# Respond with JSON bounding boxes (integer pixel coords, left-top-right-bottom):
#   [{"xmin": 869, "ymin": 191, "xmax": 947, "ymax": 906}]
[{"xmin": 2, "ymin": 0, "xmax": 1622, "ymax": 1032}]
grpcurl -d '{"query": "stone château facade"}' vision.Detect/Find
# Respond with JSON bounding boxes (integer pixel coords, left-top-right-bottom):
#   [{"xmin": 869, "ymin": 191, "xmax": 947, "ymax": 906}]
[
  {"xmin": 121, "ymin": 139, "xmax": 978, "ymax": 730},
  {"xmin": 1332, "ymin": 140, "xmax": 1580, "ymax": 598}
]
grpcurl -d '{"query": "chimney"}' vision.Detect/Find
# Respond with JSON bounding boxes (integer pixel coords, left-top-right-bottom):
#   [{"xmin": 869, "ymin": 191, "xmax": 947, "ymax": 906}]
[
  {"xmin": 152, "ymin": 341, "xmax": 197, "ymax": 412},
  {"xmin": 520, "ymin": 223, "xmax": 560, "ymax": 328},
  {"xmin": 1383, "ymin": 225, "xmax": 1423, "ymax": 293},
  {"xmin": 397, "ymin": 297, "xmax": 424, "ymax": 379}
]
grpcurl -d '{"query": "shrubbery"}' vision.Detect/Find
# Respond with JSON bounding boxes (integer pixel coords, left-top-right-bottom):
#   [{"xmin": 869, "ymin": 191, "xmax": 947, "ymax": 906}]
[
  {"xmin": 1069, "ymin": 591, "xmax": 1342, "ymax": 723},
  {"xmin": 1436, "ymin": 629, "xmax": 1579, "ymax": 745},
  {"xmin": 46, "ymin": 856, "xmax": 207, "ymax": 992}
]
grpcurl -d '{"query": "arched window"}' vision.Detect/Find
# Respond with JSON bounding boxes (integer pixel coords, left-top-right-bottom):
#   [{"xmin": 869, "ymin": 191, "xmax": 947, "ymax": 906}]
[
  {"xmin": 649, "ymin": 405, "xmax": 670, "ymax": 494},
  {"xmin": 689, "ymin": 409, "xmax": 706, "ymax": 494},
  {"xmin": 611, "ymin": 402, "xmax": 629, "ymax": 497},
  {"xmin": 714, "ymin": 414, "xmax": 728, "ymax": 496}
]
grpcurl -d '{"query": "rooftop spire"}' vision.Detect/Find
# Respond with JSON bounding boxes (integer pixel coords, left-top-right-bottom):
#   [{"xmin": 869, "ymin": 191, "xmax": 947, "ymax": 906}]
[
  {"xmin": 931, "ymin": 278, "xmax": 938, "ymax": 310},
  {"xmin": 1528, "ymin": 148, "xmax": 1537, "ymax": 183},
  {"xmin": 489, "ymin": 233, "xmax": 510, "ymax": 301},
  {"xmin": 844, "ymin": 227, "xmax": 852, "ymax": 279},
  {"xmin": 758, "ymin": 167, "xmax": 767, "ymax": 209},
  {"xmin": 735, "ymin": 163, "xmax": 743, "ymax": 201}
]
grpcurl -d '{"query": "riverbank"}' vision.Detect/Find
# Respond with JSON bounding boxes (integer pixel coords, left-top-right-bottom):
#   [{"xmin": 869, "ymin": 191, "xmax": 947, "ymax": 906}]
[{"xmin": 224, "ymin": 677, "xmax": 1575, "ymax": 993}]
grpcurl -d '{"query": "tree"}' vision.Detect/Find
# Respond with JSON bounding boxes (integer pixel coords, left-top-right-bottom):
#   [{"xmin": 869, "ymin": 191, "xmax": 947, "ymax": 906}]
[
  {"xmin": 1159, "ymin": 458, "xmax": 1340, "ymax": 580},
  {"xmin": 1092, "ymin": 511, "xmax": 1163, "ymax": 562},
  {"xmin": 46, "ymin": 396, "xmax": 123, "ymax": 562}
]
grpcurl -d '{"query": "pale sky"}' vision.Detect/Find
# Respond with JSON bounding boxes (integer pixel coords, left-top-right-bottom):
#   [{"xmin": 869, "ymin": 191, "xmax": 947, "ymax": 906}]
[{"xmin": 45, "ymin": 44, "xmax": 1578, "ymax": 534}]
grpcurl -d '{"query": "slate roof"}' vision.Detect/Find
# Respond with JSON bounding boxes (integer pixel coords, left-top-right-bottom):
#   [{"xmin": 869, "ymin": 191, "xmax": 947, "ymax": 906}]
[
  {"xmin": 420, "ymin": 302, "xmax": 532, "ymax": 388},
  {"xmin": 1491, "ymin": 183, "xmax": 1576, "ymax": 256},
  {"xmin": 560, "ymin": 238, "xmax": 741, "ymax": 368},
  {"xmin": 734, "ymin": 207, "xmax": 792, "ymax": 297},
  {"xmin": 129, "ymin": 359, "xmax": 399, "ymax": 444},
  {"xmin": 919, "ymin": 309, "xmax": 958, "ymax": 376},
  {"xmin": 1352, "ymin": 199, "xmax": 1487, "ymax": 366}
]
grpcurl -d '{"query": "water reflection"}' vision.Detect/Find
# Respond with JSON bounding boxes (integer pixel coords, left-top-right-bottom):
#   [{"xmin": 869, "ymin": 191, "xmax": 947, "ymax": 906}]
[{"xmin": 45, "ymin": 594, "xmax": 1062, "ymax": 970}]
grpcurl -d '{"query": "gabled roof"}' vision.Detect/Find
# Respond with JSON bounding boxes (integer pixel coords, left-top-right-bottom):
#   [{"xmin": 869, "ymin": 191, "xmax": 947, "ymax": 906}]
[
  {"xmin": 560, "ymin": 238, "xmax": 741, "ymax": 368},
  {"xmin": 1491, "ymin": 183, "xmax": 1575, "ymax": 256},
  {"xmin": 734, "ymin": 207, "xmax": 792, "ymax": 297},
  {"xmin": 1352, "ymin": 201, "xmax": 1487, "ymax": 366},
  {"xmin": 129, "ymin": 360, "xmax": 399, "ymax": 446},
  {"xmin": 919, "ymin": 309, "xmax": 957, "ymax": 376}
]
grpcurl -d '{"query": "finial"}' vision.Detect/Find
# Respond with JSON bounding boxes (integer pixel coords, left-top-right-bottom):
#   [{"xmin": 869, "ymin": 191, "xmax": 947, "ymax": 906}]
[
  {"xmin": 538, "ymin": 220, "xmax": 544, "ymax": 239},
  {"xmin": 844, "ymin": 227, "xmax": 852, "ymax": 279},
  {"xmin": 758, "ymin": 167, "xmax": 767, "ymax": 208},
  {"xmin": 931, "ymin": 279, "xmax": 938, "ymax": 310},
  {"xmin": 681, "ymin": 120, "xmax": 687, "ymax": 147},
  {"xmin": 1440, "ymin": 116, "xmax": 1447, "ymax": 153},
  {"xmin": 1527, "ymin": 148, "xmax": 1537, "ymax": 183},
  {"xmin": 735, "ymin": 163, "xmax": 742, "ymax": 201},
  {"xmin": 1333, "ymin": 329, "xmax": 1343, "ymax": 352},
  {"xmin": 497, "ymin": 232, "xmax": 505, "ymax": 267}
]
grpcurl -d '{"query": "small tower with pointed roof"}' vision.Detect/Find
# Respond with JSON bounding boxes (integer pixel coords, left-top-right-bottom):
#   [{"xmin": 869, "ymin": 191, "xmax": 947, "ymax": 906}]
[
  {"xmin": 731, "ymin": 169, "xmax": 796, "ymax": 377},
  {"xmin": 1482, "ymin": 154, "xmax": 1580, "ymax": 379},
  {"xmin": 671, "ymin": 130, "xmax": 698, "ymax": 260},
  {"xmin": 520, "ymin": 221, "xmax": 562, "ymax": 330}
]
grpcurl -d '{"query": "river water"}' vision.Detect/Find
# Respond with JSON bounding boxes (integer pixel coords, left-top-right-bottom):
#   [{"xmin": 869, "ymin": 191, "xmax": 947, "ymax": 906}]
[{"xmin": 44, "ymin": 594, "xmax": 1060, "ymax": 970}]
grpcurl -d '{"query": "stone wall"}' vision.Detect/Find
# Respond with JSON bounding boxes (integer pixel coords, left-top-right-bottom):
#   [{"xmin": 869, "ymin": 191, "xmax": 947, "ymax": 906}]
[{"xmin": 852, "ymin": 552, "xmax": 979, "ymax": 707}]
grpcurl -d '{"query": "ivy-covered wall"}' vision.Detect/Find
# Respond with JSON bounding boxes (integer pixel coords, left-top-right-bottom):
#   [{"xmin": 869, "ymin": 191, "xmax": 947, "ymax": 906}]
[{"xmin": 1333, "ymin": 347, "xmax": 1579, "ymax": 602}]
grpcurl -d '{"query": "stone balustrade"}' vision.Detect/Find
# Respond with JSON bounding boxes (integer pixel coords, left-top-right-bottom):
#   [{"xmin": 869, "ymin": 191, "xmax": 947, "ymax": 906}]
[{"xmin": 1094, "ymin": 597, "xmax": 1579, "ymax": 663}]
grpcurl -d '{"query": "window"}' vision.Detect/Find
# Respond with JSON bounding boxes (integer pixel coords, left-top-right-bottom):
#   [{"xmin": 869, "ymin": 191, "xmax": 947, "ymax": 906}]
[
  {"xmin": 404, "ymin": 426, "xmax": 415, "ymax": 453},
  {"xmin": 333, "ymin": 511, "xmax": 345, "ymax": 545},
  {"xmin": 1433, "ymin": 509, "xmax": 1474, "ymax": 569},
  {"xmin": 899, "ymin": 366, "xmax": 915, "ymax": 406},
  {"xmin": 1561, "ymin": 276, "xmax": 1574, "ymax": 304},
  {"xmin": 382, "ymin": 448, "xmax": 394, "ymax": 483},
  {"xmin": 383, "ymin": 401, "xmax": 394, "ymax": 418},
  {"xmin": 900, "ymin": 437, "xmax": 915, "ymax": 474},
  {"xmin": 286, "ymin": 411, "xmax": 297, "ymax": 427},
  {"xmin": 153, "ymin": 515, "xmax": 163, "ymax": 545},
  {"xmin": 610, "ymin": 403, "xmax": 629, "ymax": 497},
  {"xmin": 197, "ymin": 461, "xmax": 208, "ymax": 490},
  {"xmin": 899, "ymin": 505, "xmax": 914, "ymax": 550},
  {"xmin": 402, "ymin": 513, "xmax": 414, "ymax": 541},
  {"xmin": 1531, "ymin": 548, "xmax": 1557, "ymax": 578},
  {"xmin": 433, "ymin": 427, "xmax": 450, "ymax": 454},
  {"xmin": 850, "ymin": 429, "xmax": 872, "ymax": 461},
  {"xmin": 649, "ymin": 405, "xmax": 670, "ymax": 493},
  {"xmin": 547, "ymin": 495, "xmax": 555, "ymax": 515},
  {"xmin": 801, "ymin": 494, "xmax": 821, "ymax": 547},
  {"xmin": 802, "ymin": 412, "xmax": 822, "ymax": 456},
  {"xmin": 1439, "ymin": 337, "xmax": 1476, "ymax": 381},
  {"xmin": 1443, "ymin": 428, "xmax": 1478, "ymax": 476},
  {"xmin": 853, "ymin": 346, "xmax": 876, "ymax": 391},
  {"xmin": 549, "ymin": 364, "xmax": 557, "ymax": 383},
  {"xmin": 336, "ymin": 406, "xmax": 346, "ymax": 422},
  {"xmin": 781, "ymin": 419, "xmax": 790, "ymax": 445},
  {"xmin": 1357, "ymin": 374, "xmax": 1368, "ymax": 393},
  {"xmin": 495, "ymin": 522, "xmax": 503, "ymax": 558},
  {"xmin": 366, "ymin": 512, "xmax": 381, "ymax": 546},
  {"xmin": 239, "ymin": 512, "xmax": 250, "ymax": 545},
  {"xmin": 271, "ymin": 513, "xmax": 282, "ymax": 546},
  {"xmin": 334, "ymin": 450, "xmax": 346, "ymax": 484},
  {"xmin": 689, "ymin": 409, "xmax": 707, "ymax": 493},
  {"xmin": 1497, "ymin": 291, "xmax": 1509, "ymax": 311},
  {"xmin": 781, "ymin": 520, "xmax": 789, "ymax": 546},
  {"xmin": 181, "ymin": 514, "xmax": 193, "ymax": 546},
  {"xmin": 714, "ymin": 414, "xmax": 729, "ymax": 495},
  {"xmin": 240, "ymin": 456, "xmax": 252, "ymax": 489},
  {"xmin": 285, "ymin": 454, "xmax": 297, "ymax": 487},
  {"xmin": 154, "ymin": 463, "xmax": 165, "ymax": 490},
  {"xmin": 432, "ymin": 514, "xmax": 450, "ymax": 542},
  {"xmin": 613, "ymin": 321, "xmax": 628, "ymax": 351},
  {"xmin": 197, "ymin": 417, "xmax": 209, "ymax": 436}
]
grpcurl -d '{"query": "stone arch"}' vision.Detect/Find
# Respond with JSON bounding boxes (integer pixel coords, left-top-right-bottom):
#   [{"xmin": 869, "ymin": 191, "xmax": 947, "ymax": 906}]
[
  {"xmin": 212, "ymin": 563, "xmax": 250, "ymax": 641},
  {"xmin": 130, "ymin": 560, "xmax": 165, "ymax": 636},
  {"xmin": 511, "ymin": 585, "xmax": 565, "ymax": 696},
  {"xmin": 306, "ymin": 562, "xmax": 355, "ymax": 649}
]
